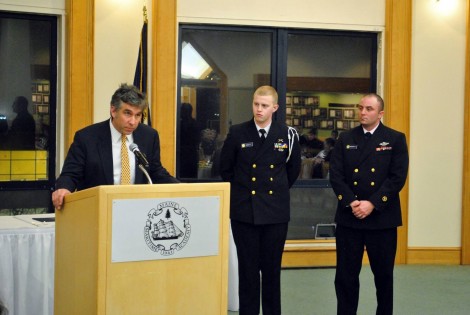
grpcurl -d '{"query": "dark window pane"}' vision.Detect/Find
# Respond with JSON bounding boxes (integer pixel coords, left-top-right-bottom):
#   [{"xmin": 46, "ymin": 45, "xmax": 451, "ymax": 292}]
[
  {"xmin": 287, "ymin": 32, "xmax": 377, "ymax": 180},
  {"xmin": 0, "ymin": 12, "xmax": 57, "ymax": 214},
  {"xmin": 178, "ymin": 27, "xmax": 273, "ymax": 180}
]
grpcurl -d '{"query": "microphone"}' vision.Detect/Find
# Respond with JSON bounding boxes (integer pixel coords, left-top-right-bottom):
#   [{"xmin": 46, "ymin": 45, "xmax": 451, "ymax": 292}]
[{"xmin": 129, "ymin": 143, "xmax": 149, "ymax": 168}]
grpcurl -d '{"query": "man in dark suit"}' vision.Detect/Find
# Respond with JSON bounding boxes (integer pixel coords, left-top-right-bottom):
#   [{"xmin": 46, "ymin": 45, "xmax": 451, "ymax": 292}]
[
  {"xmin": 220, "ymin": 85, "xmax": 301, "ymax": 315},
  {"xmin": 52, "ymin": 83, "xmax": 178, "ymax": 210},
  {"xmin": 329, "ymin": 93, "xmax": 409, "ymax": 315}
]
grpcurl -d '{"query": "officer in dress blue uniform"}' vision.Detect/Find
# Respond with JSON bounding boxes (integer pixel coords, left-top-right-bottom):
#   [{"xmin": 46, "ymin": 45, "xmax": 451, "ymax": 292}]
[
  {"xmin": 220, "ymin": 86, "xmax": 301, "ymax": 315},
  {"xmin": 329, "ymin": 93, "xmax": 409, "ymax": 315}
]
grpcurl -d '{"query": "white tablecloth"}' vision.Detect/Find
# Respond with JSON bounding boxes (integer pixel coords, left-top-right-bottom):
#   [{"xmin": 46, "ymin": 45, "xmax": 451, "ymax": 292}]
[
  {"xmin": 0, "ymin": 214, "xmax": 55, "ymax": 315},
  {"xmin": 0, "ymin": 214, "xmax": 239, "ymax": 314}
]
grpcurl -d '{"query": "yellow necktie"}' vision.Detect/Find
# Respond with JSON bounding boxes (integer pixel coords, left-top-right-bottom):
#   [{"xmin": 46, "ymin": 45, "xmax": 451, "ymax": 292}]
[{"xmin": 120, "ymin": 134, "xmax": 131, "ymax": 184}]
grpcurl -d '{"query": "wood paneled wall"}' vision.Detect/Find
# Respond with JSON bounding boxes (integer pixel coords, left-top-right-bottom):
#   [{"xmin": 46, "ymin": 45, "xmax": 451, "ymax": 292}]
[
  {"xmin": 151, "ymin": 0, "xmax": 177, "ymax": 174},
  {"xmin": 383, "ymin": 0, "xmax": 412, "ymax": 264},
  {"xmin": 462, "ymin": 0, "xmax": 470, "ymax": 264},
  {"xmin": 65, "ymin": 0, "xmax": 94, "ymax": 150}
]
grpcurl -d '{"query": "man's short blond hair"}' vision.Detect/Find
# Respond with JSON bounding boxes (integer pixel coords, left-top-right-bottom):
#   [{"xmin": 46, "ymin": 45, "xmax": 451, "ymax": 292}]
[{"xmin": 254, "ymin": 85, "xmax": 278, "ymax": 104}]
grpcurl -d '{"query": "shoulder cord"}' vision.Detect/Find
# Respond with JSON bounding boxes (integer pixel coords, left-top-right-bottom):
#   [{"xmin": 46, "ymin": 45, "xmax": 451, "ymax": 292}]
[{"xmin": 286, "ymin": 126, "xmax": 299, "ymax": 162}]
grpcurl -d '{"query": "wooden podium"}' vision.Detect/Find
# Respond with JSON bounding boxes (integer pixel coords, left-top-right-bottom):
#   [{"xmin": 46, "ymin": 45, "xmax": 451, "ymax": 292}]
[{"xmin": 54, "ymin": 183, "xmax": 230, "ymax": 315}]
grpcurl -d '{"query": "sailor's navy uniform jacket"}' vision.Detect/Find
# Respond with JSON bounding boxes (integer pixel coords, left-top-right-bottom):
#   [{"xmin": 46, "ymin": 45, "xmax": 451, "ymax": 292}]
[
  {"xmin": 329, "ymin": 122, "xmax": 409, "ymax": 230},
  {"xmin": 220, "ymin": 119, "xmax": 301, "ymax": 225}
]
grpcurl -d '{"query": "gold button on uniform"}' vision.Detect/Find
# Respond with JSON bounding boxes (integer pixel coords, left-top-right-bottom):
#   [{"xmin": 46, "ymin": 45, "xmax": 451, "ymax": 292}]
[
  {"xmin": 371, "ymin": 168, "xmax": 376, "ymax": 172},
  {"xmin": 354, "ymin": 181, "xmax": 358, "ymax": 186},
  {"xmin": 252, "ymin": 164, "xmax": 257, "ymax": 168},
  {"xmin": 252, "ymin": 190, "xmax": 256, "ymax": 195},
  {"xmin": 270, "ymin": 164, "xmax": 274, "ymax": 169},
  {"xmin": 269, "ymin": 190, "xmax": 273, "ymax": 195},
  {"xmin": 338, "ymin": 195, "xmax": 343, "ymax": 200},
  {"xmin": 270, "ymin": 177, "xmax": 273, "ymax": 181},
  {"xmin": 382, "ymin": 196, "xmax": 388, "ymax": 202},
  {"xmin": 354, "ymin": 168, "xmax": 359, "ymax": 173},
  {"xmin": 371, "ymin": 182, "xmax": 375, "ymax": 186},
  {"xmin": 252, "ymin": 177, "xmax": 256, "ymax": 182}
]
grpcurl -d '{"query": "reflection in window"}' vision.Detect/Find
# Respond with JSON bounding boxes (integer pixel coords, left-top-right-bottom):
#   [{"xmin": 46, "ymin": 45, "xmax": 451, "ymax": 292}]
[
  {"xmin": 0, "ymin": 12, "xmax": 57, "ymax": 215},
  {"xmin": 177, "ymin": 26, "xmax": 377, "ymax": 183},
  {"xmin": 287, "ymin": 32, "xmax": 377, "ymax": 180},
  {"xmin": 181, "ymin": 42, "xmax": 212, "ymax": 79},
  {"xmin": 178, "ymin": 27, "xmax": 273, "ymax": 180}
]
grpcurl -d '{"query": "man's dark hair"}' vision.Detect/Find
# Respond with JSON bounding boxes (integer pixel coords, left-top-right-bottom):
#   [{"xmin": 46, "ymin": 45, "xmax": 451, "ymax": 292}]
[{"xmin": 110, "ymin": 83, "xmax": 147, "ymax": 110}]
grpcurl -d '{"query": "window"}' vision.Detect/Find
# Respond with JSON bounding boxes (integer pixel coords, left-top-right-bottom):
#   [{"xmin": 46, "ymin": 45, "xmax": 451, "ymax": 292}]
[
  {"xmin": 177, "ymin": 25, "xmax": 377, "ymax": 182},
  {"xmin": 0, "ymin": 12, "xmax": 57, "ymax": 215},
  {"xmin": 177, "ymin": 25, "xmax": 274, "ymax": 180},
  {"xmin": 177, "ymin": 25, "xmax": 378, "ymax": 240}
]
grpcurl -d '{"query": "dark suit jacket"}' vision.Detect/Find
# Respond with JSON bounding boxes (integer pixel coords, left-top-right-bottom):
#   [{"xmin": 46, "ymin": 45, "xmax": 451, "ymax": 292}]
[
  {"xmin": 329, "ymin": 122, "xmax": 409, "ymax": 229},
  {"xmin": 220, "ymin": 119, "xmax": 301, "ymax": 225},
  {"xmin": 56, "ymin": 120, "xmax": 178, "ymax": 192}
]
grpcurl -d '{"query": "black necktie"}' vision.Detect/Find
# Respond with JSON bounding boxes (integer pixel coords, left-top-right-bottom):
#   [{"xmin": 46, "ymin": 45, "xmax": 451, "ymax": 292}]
[
  {"xmin": 364, "ymin": 132, "xmax": 372, "ymax": 141},
  {"xmin": 259, "ymin": 129, "xmax": 266, "ymax": 143}
]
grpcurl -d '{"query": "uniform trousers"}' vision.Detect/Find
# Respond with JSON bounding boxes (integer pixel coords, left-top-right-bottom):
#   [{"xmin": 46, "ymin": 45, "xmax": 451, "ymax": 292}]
[
  {"xmin": 335, "ymin": 225, "xmax": 397, "ymax": 315},
  {"xmin": 231, "ymin": 220, "xmax": 288, "ymax": 315}
]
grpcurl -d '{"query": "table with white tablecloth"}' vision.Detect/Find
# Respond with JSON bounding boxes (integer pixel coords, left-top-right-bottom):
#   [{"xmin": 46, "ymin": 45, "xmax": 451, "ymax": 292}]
[
  {"xmin": 0, "ymin": 214, "xmax": 55, "ymax": 315},
  {"xmin": 0, "ymin": 214, "xmax": 239, "ymax": 315}
]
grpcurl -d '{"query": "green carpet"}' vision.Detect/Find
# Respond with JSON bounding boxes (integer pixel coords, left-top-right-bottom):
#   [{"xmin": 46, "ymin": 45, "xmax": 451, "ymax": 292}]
[{"xmin": 228, "ymin": 265, "xmax": 470, "ymax": 315}]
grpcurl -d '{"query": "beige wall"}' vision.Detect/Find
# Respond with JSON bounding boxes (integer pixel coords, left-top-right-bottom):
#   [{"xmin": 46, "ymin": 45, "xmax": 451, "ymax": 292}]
[
  {"xmin": 409, "ymin": 0, "xmax": 466, "ymax": 247},
  {"xmin": 94, "ymin": 0, "xmax": 152, "ymax": 121},
  {"xmin": 178, "ymin": 0, "xmax": 385, "ymax": 31},
  {"xmin": 0, "ymin": 0, "xmax": 64, "ymax": 13}
]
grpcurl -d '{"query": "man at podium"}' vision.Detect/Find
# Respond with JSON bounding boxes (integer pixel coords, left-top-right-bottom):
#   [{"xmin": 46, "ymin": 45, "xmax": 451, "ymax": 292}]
[
  {"xmin": 52, "ymin": 83, "xmax": 178, "ymax": 210},
  {"xmin": 220, "ymin": 85, "xmax": 301, "ymax": 315}
]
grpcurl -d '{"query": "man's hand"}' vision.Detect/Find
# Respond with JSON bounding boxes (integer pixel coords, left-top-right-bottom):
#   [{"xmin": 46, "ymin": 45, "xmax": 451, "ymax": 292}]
[
  {"xmin": 52, "ymin": 188, "xmax": 72, "ymax": 210},
  {"xmin": 351, "ymin": 200, "xmax": 374, "ymax": 219}
]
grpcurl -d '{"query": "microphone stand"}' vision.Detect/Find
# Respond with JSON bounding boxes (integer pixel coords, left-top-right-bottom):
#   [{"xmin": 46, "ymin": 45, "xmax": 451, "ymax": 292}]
[{"xmin": 138, "ymin": 163, "xmax": 153, "ymax": 184}]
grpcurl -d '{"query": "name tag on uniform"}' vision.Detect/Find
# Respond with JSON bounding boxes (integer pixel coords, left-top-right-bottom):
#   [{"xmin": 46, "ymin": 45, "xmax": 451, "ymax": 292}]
[
  {"xmin": 241, "ymin": 142, "xmax": 254, "ymax": 148},
  {"xmin": 346, "ymin": 145, "xmax": 358, "ymax": 150}
]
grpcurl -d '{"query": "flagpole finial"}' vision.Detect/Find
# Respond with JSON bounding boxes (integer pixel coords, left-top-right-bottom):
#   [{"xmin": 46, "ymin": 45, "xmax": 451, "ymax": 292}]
[{"xmin": 143, "ymin": 5, "xmax": 148, "ymax": 24}]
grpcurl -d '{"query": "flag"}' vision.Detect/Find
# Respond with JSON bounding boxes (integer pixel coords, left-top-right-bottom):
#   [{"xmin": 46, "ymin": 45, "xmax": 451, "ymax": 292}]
[{"xmin": 133, "ymin": 6, "xmax": 150, "ymax": 125}]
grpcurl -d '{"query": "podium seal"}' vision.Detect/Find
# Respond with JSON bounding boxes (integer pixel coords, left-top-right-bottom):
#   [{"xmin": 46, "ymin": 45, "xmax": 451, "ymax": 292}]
[{"xmin": 144, "ymin": 201, "xmax": 191, "ymax": 256}]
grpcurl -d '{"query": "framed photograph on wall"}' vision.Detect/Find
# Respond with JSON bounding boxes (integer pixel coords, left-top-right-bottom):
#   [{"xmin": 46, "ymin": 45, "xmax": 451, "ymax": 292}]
[
  {"xmin": 320, "ymin": 119, "xmax": 334, "ymax": 129},
  {"xmin": 328, "ymin": 109, "xmax": 342, "ymax": 119},
  {"xmin": 304, "ymin": 119, "xmax": 314, "ymax": 128},
  {"xmin": 313, "ymin": 108, "xmax": 327, "ymax": 118},
  {"xmin": 43, "ymin": 84, "xmax": 49, "ymax": 92},
  {"xmin": 293, "ymin": 96, "xmax": 300, "ymax": 106},
  {"xmin": 37, "ymin": 105, "xmax": 49, "ymax": 114},
  {"xmin": 311, "ymin": 96, "xmax": 320, "ymax": 106},
  {"xmin": 43, "ymin": 95, "xmax": 49, "ymax": 104},
  {"xmin": 344, "ymin": 109, "xmax": 355, "ymax": 119},
  {"xmin": 37, "ymin": 84, "xmax": 43, "ymax": 92},
  {"xmin": 327, "ymin": 120, "xmax": 334, "ymax": 129},
  {"xmin": 336, "ymin": 120, "xmax": 349, "ymax": 130}
]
